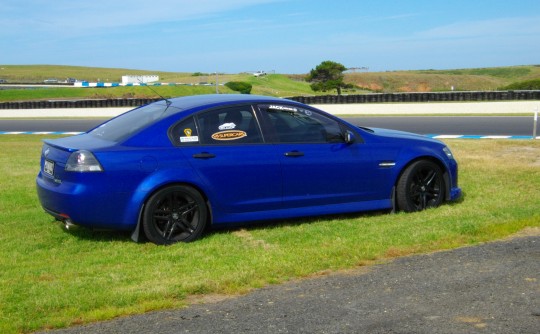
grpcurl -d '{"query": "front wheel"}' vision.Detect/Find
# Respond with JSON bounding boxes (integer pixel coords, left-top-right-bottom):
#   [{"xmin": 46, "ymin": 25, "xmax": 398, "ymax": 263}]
[
  {"xmin": 396, "ymin": 160, "xmax": 445, "ymax": 212},
  {"xmin": 143, "ymin": 185, "xmax": 208, "ymax": 245}
]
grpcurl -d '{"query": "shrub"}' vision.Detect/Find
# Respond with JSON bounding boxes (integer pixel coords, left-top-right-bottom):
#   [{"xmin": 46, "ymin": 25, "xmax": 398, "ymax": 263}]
[
  {"xmin": 501, "ymin": 79, "xmax": 540, "ymax": 90},
  {"xmin": 225, "ymin": 81, "xmax": 252, "ymax": 94}
]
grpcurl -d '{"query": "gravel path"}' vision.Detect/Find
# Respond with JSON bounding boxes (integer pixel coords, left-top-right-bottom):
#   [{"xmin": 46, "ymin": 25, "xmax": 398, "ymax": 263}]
[{"xmin": 37, "ymin": 229, "xmax": 540, "ymax": 334}]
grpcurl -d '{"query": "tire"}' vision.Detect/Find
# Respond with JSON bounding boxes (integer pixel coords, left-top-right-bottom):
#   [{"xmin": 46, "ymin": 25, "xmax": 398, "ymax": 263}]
[
  {"xmin": 396, "ymin": 160, "xmax": 445, "ymax": 212},
  {"xmin": 142, "ymin": 185, "xmax": 208, "ymax": 245}
]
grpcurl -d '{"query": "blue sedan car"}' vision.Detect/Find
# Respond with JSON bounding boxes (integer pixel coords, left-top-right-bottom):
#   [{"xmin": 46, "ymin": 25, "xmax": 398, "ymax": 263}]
[{"xmin": 37, "ymin": 94, "xmax": 461, "ymax": 244}]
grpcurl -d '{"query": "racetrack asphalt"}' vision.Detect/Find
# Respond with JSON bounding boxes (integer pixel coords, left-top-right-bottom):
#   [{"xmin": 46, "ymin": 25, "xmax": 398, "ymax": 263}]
[{"xmin": 36, "ymin": 228, "xmax": 540, "ymax": 334}]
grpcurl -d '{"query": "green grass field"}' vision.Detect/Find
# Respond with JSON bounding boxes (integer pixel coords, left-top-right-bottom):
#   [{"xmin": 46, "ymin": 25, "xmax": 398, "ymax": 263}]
[
  {"xmin": 2, "ymin": 64, "xmax": 539, "ymax": 101},
  {"xmin": 0, "ymin": 136, "xmax": 538, "ymax": 333}
]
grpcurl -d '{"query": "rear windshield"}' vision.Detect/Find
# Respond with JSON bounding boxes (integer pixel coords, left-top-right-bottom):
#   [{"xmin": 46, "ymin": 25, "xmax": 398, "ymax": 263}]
[{"xmin": 89, "ymin": 101, "xmax": 179, "ymax": 142}]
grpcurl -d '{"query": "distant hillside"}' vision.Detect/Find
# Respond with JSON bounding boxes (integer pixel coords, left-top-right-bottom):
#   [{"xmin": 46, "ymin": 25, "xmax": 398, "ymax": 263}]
[
  {"xmin": 1, "ymin": 64, "xmax": 540, "ymax": 102},
  {"xmin": 342, "ymin": 65, "xmax": 540, "ymax": 92}
]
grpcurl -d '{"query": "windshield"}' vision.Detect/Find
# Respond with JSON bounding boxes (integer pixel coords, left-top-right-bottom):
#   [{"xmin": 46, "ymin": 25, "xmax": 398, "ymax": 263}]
[{"xmin": 89, "ymin": 101, "xmax": 178, "ymax": 142}]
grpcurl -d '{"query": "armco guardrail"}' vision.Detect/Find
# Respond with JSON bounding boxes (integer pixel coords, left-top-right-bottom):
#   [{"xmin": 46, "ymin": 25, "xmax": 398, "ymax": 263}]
[{"xmin": 0, "ymin": 91, "xmax": 538, "ymax": 109}]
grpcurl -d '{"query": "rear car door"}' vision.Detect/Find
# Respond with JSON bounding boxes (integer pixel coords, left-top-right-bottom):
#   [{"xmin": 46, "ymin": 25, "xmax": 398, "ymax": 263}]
[{"xmin": 172, "ymin": 105, "xmax": 281, "ymax": 222}]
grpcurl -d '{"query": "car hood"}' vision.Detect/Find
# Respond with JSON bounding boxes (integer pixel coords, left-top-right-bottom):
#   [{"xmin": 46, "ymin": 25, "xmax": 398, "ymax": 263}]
[{"xmin": 363, "ymin": 127, "xmax": 442, "ymax": 144}]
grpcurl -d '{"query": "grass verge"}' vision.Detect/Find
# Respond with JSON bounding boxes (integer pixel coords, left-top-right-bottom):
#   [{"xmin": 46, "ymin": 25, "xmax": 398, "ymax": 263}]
[{"xmin": 0, "ymin": 136, "xmax": 538, "ymax": 333}]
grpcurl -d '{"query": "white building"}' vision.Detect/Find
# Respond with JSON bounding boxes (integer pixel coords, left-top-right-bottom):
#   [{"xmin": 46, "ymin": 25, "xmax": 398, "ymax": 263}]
[{"xmin": 121, "ymin": 75, "xmax": 159, "ymax": 84}]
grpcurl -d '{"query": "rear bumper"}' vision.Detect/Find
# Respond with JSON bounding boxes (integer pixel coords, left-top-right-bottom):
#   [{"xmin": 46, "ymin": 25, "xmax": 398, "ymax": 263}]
[{"xmin": 36, "ymin": 172, "xmax": 138, "ymax": 231}]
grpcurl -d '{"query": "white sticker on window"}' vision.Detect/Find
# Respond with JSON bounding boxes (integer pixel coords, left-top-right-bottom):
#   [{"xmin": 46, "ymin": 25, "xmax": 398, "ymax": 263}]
[
  {"xmin": 219, "ymin": 122, "xmax": 237, "ymax": 130},
  {"xmin": 269, "ymin": 105, "xmax": 297, "ymax": 112},
  {"xmin": 180, "ymin": 136, "xmax": 199, "ymax": 143}
]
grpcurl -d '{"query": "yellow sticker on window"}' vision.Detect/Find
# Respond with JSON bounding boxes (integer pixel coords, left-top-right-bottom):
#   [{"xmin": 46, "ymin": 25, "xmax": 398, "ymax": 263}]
[{"xmin": 211, "ymin": 130, "xmax": 247, "ymax": 141}]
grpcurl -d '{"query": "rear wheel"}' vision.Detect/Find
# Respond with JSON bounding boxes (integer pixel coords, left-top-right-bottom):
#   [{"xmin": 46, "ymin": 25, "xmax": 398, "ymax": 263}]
[
  {"xmin": 397, "ymin": 160, "xmax": 445, "ymax": 212},
  {"xmin": 143, "ymin": 185, "xmax": 207, "ymax": 245}
]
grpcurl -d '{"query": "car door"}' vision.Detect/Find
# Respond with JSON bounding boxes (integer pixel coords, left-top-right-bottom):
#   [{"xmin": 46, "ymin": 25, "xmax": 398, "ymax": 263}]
[
  {"xmin": 257, "ymin": 104, "xmax": 381, "ymax": 209},
  {"xmin": 172, "ymin": 105, "xmax": 281, "ymax": 222}
]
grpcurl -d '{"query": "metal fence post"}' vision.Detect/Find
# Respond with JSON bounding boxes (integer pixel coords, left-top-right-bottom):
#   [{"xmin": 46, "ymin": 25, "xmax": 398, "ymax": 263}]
[{"xmin": 534, "ymin": 107, "xmax": 538, "ymax": 139}]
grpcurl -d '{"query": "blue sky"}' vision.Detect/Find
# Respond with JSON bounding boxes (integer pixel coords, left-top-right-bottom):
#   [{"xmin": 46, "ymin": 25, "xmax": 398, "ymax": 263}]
[{"xmin": 1, "ymin": 0, "xmax": 539, "ymax": 73}]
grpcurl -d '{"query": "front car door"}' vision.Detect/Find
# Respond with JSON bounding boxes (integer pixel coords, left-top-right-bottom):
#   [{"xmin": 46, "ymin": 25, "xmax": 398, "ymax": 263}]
[{"xmin": 257, "ymin": 103, "xmax": 384, "ymax": 212}]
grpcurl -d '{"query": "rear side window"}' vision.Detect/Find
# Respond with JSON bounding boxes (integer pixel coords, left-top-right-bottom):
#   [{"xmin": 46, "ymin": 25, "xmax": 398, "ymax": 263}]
[
  {"xmin": 171, "ymin": 117, "xmax": 199, "ymax": 145},
  {"xmin": 89, "ymin": 101, "xmax": 178, "ymax": 142},
  {"xmin": 196, "ymin": 106, "xmax": 263, "ymax": 145}
]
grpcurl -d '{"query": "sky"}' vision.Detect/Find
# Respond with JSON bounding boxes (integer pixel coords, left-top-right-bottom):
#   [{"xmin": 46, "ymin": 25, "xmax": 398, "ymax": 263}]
[{"xmin": 1, "ymin": 0, "xmax": 539, "ymax": 74}]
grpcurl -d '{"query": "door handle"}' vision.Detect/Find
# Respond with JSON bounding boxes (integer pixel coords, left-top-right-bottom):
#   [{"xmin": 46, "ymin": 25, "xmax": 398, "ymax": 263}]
[
  {"xmin": 193, "ymin": 152, "xmax": 216, "ymax": 159},
  {"xmin": 284, "ymin": 151, "xmax": 304, "ymax": 157}
]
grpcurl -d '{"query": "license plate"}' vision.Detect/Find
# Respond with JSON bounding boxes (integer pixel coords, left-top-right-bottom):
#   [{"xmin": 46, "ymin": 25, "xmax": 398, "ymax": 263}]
[{"xmin": 44, "ymin": 159, "xmax": 55, "ymax": 176}]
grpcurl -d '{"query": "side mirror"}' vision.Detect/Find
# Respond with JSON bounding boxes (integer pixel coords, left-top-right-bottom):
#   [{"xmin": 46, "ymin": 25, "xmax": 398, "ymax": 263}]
[{"xmin": 344, "ymin": 130, "xmax": 355, "ymax": 144}]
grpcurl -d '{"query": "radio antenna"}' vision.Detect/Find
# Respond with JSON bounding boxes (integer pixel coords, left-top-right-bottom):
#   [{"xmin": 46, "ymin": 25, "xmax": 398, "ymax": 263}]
[{"xmin": 138, "ymin": 78, "xmax": 172, "ymax": 106}]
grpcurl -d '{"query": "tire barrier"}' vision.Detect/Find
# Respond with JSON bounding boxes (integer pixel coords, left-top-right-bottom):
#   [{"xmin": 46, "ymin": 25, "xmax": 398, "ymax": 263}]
[
  {"xmin": 0, "ymin": 98, "xmax": 161, "ymax": 109},
  {"xmin": 0, "ymin": 91, "xmax": 538, "ymax": 109},
  {"xmin": 289, "ymin": 90, "xmax": 540, "ymax": 105}
]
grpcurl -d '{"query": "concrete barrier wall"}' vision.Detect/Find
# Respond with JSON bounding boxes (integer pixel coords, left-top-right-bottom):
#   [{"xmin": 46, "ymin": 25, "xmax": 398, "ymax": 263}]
[{"xmin": 2, "ymin": 101, "xmax": 538, "ymax": 118}]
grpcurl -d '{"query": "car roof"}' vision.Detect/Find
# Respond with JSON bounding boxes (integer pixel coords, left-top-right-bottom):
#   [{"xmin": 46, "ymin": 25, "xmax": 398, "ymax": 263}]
[{"xmin": 166, "ymin": 94, "xmax": 293, "ymax": 112}]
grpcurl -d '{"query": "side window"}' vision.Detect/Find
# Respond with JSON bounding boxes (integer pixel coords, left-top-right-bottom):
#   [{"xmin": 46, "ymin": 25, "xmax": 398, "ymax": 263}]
[
  {"xmin": 196, "ymin": 106, "xmax": 263, "ymax": 145},
  {"xmin": 171, "ymin": 116, "xmax": 200, "ymax": 145},
  {"xmin": 258, "ymin": 104, "xmax": 344, "ymax": 143}
]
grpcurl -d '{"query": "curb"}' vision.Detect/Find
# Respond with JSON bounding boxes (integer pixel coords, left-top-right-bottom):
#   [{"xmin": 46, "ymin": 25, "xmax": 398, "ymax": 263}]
[{"xmin": 425, "ymin": 134, "xmax": 539, "ymax": 140}]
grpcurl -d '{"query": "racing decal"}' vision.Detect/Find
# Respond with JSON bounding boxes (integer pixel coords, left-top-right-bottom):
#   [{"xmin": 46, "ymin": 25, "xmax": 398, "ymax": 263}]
[
  {"xmin": 269, "ymin": 105, "xmax": 297, "ymax": 112},
  {"xmin": 211, "ymin": 130, "xmax": 247, "ymax": 141},
  {"xmin": 268, "ymin": 104, "xmax": 312, "ymax": 116},
  {"xmin": 180, "ymin": 128, "xmax": 199, "ymax": 143},
  {"xmin": 218, "ymin": 122, "xmax": 237, "ymax": 130}
]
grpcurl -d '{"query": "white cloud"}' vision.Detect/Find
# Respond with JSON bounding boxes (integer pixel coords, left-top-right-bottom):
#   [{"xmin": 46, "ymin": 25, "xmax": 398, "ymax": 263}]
[{"xmin": 0, "ymin": 0, "xmax": 285, "ymax": 32}]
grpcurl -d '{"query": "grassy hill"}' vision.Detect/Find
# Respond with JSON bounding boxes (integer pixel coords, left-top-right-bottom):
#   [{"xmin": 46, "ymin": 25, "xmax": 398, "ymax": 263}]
[
  {"xmin": 343, "ymin": 65, "xmax": 540, "ymax": 92},
  {"xmin": 1, "ymin": 64, "xmax": 539, "ymax": 102}
]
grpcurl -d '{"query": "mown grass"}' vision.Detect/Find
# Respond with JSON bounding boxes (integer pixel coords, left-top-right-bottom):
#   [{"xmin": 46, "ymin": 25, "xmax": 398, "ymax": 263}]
[
  {"xmin": 0, "ymin": 85, "xmax": 236, "ymax": 102},
  {"xmin": 0, "ymin": 74, "xmax": 320, "ymax": 102},
  {"xmin": 0, "ymin": 136, "xmax": 539, "ymax": 333},
  {"xmin": 0, "ymin": 65, "xmax": 191, "ymax": 84}
]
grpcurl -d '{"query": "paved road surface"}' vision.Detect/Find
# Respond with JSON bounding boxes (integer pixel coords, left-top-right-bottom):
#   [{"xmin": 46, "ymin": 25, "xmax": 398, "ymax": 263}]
[
  {"xmin": 37, "ymin": 229, "xmax": 540, "ymax": 334},
  {"xmin": 1, "ymin": 116, "xmax": 536, "ymax": 136}
]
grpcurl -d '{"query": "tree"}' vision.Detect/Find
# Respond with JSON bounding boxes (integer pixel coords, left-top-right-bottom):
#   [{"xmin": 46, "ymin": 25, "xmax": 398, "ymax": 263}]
[{"xmin": 306, "ymin": 60, "xmax": 348, "ymax": 95}]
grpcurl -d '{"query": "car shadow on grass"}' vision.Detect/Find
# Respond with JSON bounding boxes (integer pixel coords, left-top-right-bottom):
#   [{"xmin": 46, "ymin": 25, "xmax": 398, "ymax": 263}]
[
  {"xmin": 54, "ymin": 210, "xmax": 392, "ymax": 245},
  {"xmin": 205, "ymin": 209, "xmax": 393, "ymax": 237},
  {"xmin": 55, "ymin": 193, "xmax": 465, "ymax": 244},
  {"xmin": 206, "ymin": 192, "xmax": 467, "ymax": 238},
  {"xmin": 54, "ymin": 221, "xmax": 134, "ymax": 243}
]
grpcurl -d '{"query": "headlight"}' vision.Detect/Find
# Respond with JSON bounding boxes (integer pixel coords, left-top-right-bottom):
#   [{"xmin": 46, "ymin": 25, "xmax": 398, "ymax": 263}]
[
  {"xmin": 65, "ymin": 150, "xmax": 103, "ymax": 172},
  {"xmin": 442, "ymin": 147, "xmax": 454, "ymax": 160}
]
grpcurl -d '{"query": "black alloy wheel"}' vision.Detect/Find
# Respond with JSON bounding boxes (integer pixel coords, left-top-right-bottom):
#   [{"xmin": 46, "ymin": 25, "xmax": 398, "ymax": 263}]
[
  {"xmin": 397, "ymin": 160, "xmax": 445, "ymax": 212},
  {"xmin": 143, "ymin": 185, "xmax": 207, "ymax": 245}
]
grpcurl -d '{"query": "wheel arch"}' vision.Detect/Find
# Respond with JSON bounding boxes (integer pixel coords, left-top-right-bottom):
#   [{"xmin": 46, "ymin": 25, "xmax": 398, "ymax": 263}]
[
  {"xmin": 130, "ymin": 180, "xmax": 213, "ymax": 242},
  {"xmin": 395, "ymin": 155, "xmax": 452, "ymax": 202}
]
